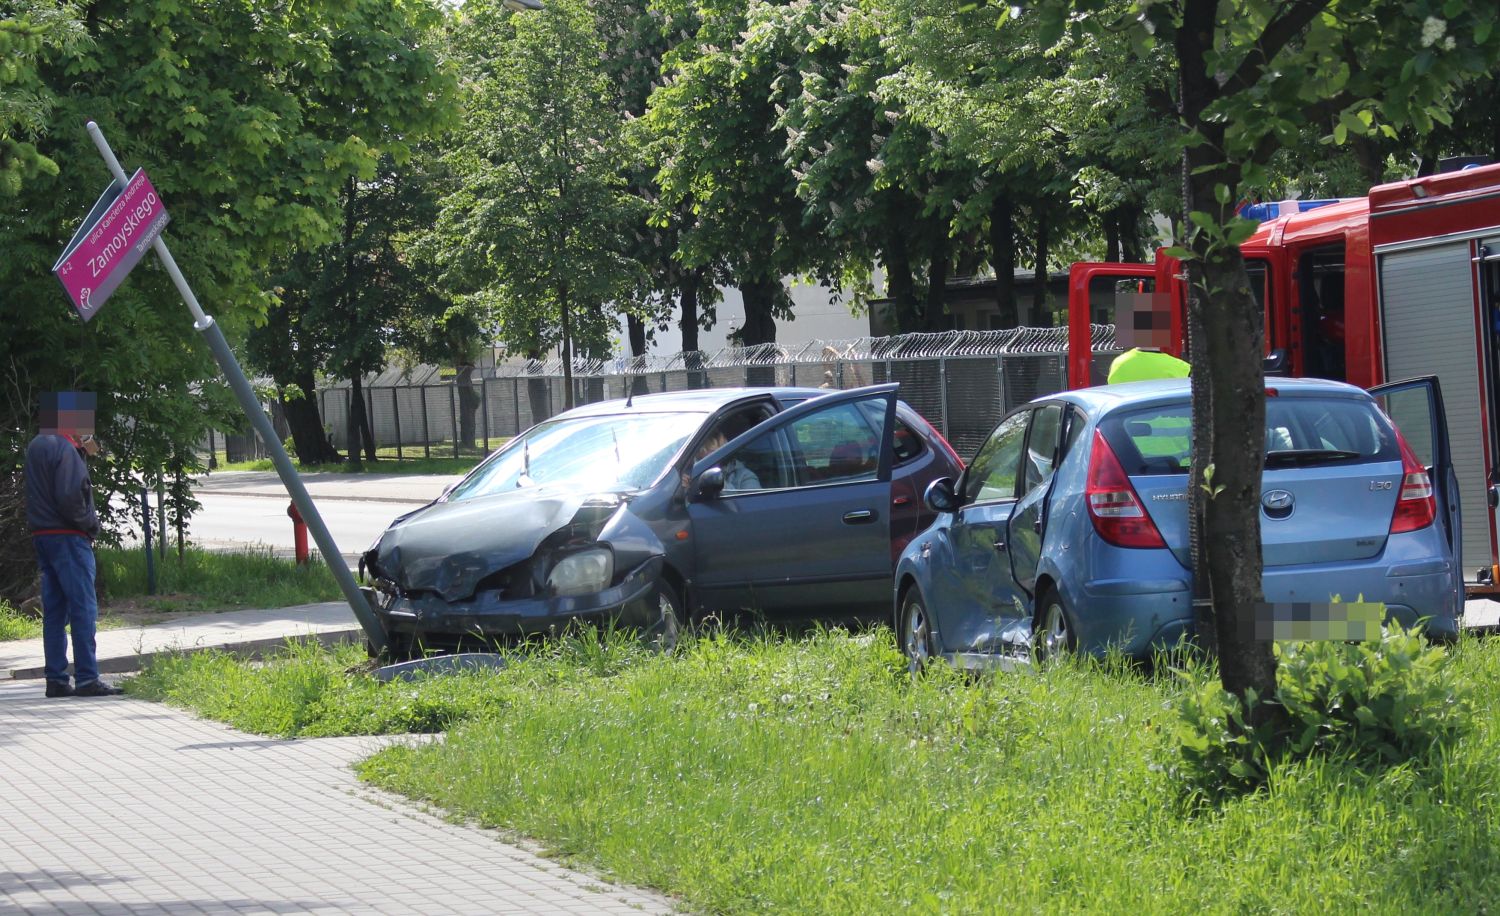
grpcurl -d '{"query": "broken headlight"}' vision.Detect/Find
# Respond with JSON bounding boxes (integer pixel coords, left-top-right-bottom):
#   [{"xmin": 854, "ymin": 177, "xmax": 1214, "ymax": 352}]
[{"xmin": 547, "ymin": 548, "xmax": 613, "ymax": 596}]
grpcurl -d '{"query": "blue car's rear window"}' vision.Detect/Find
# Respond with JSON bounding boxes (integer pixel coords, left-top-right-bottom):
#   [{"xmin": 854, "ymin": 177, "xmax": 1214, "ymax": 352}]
[{"xmin": 1099, "ymin": 397, "xmax": 1400, "ymax": 475}]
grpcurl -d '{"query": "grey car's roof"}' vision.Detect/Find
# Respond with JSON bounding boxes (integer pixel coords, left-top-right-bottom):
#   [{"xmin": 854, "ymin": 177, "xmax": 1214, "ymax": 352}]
[
  {"xmin": 1048, "ymin": 377, "xmax": 1374, "ymax": 418},
  {"xmin": 550, "ymin": 387, "xmax": 829, "ymax": 419}
]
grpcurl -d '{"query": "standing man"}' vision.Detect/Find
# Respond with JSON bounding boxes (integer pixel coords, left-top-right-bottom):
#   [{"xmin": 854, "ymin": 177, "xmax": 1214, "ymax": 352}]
[{"xmin": 23, "ymin": 392, "xmax": 121, "ymax": 698}]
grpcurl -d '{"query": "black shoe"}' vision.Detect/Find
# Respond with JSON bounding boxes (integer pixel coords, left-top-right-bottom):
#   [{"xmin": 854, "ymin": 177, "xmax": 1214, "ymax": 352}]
[
  {"xmin": 45, "ymin": 681, "xmax": 74, "ymax": 698},
  {"xmin": 73, "ymin": 680, "xmax": 123, "ymax": 697}
]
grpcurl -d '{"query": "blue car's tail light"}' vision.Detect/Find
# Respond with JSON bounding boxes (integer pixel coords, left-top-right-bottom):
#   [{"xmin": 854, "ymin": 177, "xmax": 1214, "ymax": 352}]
[
  {"xmin": 1390, "ymin": 431, "xmax": 1436, "ymax": 534},
  {"xmin": 1086, "ymin": 430, "xmax": 1167, "ymax": 549}
]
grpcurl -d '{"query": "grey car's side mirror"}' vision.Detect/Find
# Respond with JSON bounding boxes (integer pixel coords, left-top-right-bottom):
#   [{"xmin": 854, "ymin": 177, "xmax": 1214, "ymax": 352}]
[
  {"xmin": 924, "ymin": 476, "xmax": 960, "ymax": 513},
  {"xmin": 691, "ymin": 467, "xmax": 726, "ymax": 501}
]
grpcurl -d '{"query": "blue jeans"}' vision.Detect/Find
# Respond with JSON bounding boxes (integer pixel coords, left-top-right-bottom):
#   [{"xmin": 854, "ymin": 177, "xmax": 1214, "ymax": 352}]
[{"xmin": 33, "ymin": 534, "xmax": 99, "ymax": 686}]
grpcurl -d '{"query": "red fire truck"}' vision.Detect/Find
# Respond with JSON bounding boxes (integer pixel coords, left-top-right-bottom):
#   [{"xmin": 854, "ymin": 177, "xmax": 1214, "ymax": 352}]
[{"xmin": 1067, "ymin": 162, "xmax": 1500, "ymax": 594}]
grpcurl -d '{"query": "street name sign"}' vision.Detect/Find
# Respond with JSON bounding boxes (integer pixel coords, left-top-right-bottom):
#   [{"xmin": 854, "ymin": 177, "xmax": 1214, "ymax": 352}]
[{"xmin": 52, "ymin": 168, "xmax": 171, "ymax": 321}]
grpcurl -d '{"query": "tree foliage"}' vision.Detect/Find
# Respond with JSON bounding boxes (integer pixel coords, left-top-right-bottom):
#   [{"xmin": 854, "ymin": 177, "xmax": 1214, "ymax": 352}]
[
  {"xmin": 1, "ymin": 0, "xmax": 454, "ymax": 591},
  {"xmin": 436, "ymin": 0, "xmax": 643, "ymax": 405}
]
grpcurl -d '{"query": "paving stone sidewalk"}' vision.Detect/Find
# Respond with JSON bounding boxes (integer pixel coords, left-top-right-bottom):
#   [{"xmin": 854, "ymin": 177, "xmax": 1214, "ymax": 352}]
[{"xmin": 0, "ymin": 678, "xmax": 674, "ymax": 914}]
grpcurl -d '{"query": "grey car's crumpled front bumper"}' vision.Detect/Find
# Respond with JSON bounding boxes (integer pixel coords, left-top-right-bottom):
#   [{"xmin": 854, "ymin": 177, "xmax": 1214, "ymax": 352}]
[{"xmin": 375, "ymin": 556, "xmax": 665, "ymax": 640}]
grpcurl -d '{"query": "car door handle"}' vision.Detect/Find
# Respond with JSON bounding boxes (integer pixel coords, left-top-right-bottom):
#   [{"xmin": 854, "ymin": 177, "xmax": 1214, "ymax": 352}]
[
  {"xmin": 843, "ymin": 509, "xmax": 876, "ymax": 524},
  {"xmin": 993, "ymin": 537, "xmax": 1008, "ymax": 552}
]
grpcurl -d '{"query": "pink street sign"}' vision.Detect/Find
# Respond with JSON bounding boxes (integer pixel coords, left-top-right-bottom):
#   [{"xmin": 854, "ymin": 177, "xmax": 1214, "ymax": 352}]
[{"xmin": 52, "ymin": 168, "xmax": 171, "ymax": 322}]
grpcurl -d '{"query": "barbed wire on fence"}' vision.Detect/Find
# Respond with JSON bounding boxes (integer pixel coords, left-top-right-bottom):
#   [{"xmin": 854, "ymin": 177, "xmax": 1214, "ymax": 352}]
[{"xmin": 198, "ymin": 325, "xmax": 1121, "ymax": 465}]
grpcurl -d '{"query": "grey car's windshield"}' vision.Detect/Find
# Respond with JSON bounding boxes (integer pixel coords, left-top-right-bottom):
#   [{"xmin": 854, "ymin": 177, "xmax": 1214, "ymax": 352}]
[{"xmin": 447, "ymin": 412, "xmax": 705, "ymax": 500}]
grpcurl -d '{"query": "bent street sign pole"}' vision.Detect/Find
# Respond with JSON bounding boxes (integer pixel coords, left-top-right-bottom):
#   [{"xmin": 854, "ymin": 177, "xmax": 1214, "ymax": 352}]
[{"xmin": 63, "ymin": 120, "xmax": 385, "ymax": 653}]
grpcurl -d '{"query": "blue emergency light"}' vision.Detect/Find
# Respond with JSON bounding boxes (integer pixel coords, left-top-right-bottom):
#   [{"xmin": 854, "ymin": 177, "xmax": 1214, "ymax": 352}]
[{"xmin": 1237, "ymin": 198, "xmax": 1350, "ymax": 223}]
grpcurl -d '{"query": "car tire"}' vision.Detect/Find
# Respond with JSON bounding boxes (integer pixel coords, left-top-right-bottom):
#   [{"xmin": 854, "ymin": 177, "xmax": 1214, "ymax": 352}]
[
  {"xmin": 641, "ymin": 579, "xmax": 685, "ymax": 652},
  {"xmin": 1033, "ymin": 585, "xmax": 1076, "ymax": 662},
  {"xmin": 900, "ymin": 587, "xmax": 936, "ymax": 677}
]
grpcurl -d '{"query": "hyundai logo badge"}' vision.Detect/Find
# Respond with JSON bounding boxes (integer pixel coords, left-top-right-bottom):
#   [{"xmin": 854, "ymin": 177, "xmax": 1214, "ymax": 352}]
[{"xmin": 1262, "ymin": 489, "xmax": 1295, "ymax": 518}]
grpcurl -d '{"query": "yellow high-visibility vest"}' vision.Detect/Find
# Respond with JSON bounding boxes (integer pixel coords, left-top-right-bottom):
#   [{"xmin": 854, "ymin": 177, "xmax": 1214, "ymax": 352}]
[{"xmin": 1107, "ymin": 348, "xmax": 1190, "ymax": 384}]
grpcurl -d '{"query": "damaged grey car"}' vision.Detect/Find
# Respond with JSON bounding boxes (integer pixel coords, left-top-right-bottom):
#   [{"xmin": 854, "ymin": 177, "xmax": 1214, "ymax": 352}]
[{"xmin": 360, "ymin": 384, "xmax": 963, "ymax": 656}]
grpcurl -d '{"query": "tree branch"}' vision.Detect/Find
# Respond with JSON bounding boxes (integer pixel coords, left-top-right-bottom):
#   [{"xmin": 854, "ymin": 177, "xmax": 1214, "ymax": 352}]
[{"xmin": 1219, "ymin": 0, "xmax": 1333, "ymax": 98}]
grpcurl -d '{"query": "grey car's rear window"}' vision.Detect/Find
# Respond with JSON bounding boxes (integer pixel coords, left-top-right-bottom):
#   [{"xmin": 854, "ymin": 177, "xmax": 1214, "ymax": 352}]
[{"xmin": 1099, "ymin": 396, "xmax": 1400, "ymax": 475}]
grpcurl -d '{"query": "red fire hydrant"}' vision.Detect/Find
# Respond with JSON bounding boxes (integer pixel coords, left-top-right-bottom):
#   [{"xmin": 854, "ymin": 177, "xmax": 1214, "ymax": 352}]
[{"xmin": 287, "ymin": 501, "xmax": 310, "ymax": 566}]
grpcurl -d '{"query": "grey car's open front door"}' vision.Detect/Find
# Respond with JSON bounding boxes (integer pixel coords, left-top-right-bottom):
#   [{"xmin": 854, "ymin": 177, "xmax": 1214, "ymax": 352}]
[
  {"xmin": 686, "ymin": 384, "xmax": 898, "ymax": 618},
  {"xmin": 1370, "ymin": 376, "xmax": 1464, "ymax": 591}
]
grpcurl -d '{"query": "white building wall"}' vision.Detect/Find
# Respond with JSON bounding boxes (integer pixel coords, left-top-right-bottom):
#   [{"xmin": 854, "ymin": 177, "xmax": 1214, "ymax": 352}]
[{"xmin": 617, "ymin": 275, "xmax": 876, "ymax": 357}]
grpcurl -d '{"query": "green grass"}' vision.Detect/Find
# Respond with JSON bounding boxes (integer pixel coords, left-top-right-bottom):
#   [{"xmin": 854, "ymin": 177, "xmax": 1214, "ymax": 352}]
[
  {"xmin": 0, "ymin": 600, "xmax": 43, "ymax": 640},
  {"xmin": 96, "ymin": 546, "xmax": 341, "ymax": 613},
  {"xmin": 127, "ymin": 629, "xmax": 1500, "ymax": 913},
  {"xmin": 211, "ymin": 454, "xmax": 484, "ymax": 475}
]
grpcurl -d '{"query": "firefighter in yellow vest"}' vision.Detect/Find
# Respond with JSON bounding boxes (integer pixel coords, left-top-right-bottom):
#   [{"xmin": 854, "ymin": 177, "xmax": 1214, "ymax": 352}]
[{"xmin": 1107, "ymin": 347, "xmax": 1190, "ymax": 384}]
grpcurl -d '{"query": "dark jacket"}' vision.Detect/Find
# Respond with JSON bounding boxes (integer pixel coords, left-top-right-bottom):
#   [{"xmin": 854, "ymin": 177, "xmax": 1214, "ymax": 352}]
[{"xmin": 24, "ymin": 434, "xmax": 99, "ymax": 538}]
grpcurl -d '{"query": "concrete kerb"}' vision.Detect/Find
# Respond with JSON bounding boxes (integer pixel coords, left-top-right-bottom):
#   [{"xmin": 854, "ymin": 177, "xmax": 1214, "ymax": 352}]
[
  {"xmin": 1, "ymin": 601, "xmax": 364, "ymax": 681},
  {"xmin": 7, "ymin": 627, "xmax": 364, "ymax": 680}
]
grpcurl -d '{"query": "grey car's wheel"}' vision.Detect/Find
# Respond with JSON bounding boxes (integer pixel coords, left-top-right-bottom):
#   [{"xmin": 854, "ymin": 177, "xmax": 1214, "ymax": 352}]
[
  {"xmin": 642, "ymin": 579, "xmax": 684, "ymax": 652},
  {"xmin": 900, "ymin": 588, "xmax": 935, "ymax": 677},
  {"xmin": 1034, "ymin": 586, "xmax": 1075, "ymax": 662}
]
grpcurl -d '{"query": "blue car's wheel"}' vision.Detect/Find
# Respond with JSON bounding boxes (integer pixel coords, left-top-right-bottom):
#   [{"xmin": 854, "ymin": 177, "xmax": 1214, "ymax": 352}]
[
  {"xmin": 900, "ymin": 588, "xmax": 935, "ymax": 677},
  {"xmin": 1035, "ymin": 586, "xmax": 1076, "ymax": 661}
]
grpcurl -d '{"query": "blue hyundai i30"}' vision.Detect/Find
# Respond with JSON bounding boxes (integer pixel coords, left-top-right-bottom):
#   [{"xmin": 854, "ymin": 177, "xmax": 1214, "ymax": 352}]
[{"xmin": 894, "ymin": 376, "xmax": 1461, "ymax": 671}]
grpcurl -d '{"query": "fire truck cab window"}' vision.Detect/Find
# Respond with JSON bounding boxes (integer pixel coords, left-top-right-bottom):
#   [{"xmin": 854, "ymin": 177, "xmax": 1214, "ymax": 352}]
[
  {"xmin": 1244, "ymin": 260, "xmax": 1269, "ymax": 313},
  {"xmin": 1297, "ymin": 246, "xmax": 1346, "ymax": 382}
]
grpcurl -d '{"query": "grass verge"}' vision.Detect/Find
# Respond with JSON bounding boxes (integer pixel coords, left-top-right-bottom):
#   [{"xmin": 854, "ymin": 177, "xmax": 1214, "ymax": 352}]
[
  {"xmin": 128, "ymin": 629, "xmax": 1500, "ymax": 912},
  {"xmin": 97, "ymin": 546, "xmax": 341, "ymax": 615},
  {"xmin": 0, "ymin": 600, "xmax": 43, "ymax": 640}
]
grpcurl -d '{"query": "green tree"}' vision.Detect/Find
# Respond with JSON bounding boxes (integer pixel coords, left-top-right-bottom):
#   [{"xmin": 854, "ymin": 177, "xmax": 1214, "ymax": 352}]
[
  {"xmin": 2, "ymin": 0, "xmax": 453, "ymax": 570},
  {"xmin": 0, "ymin": 1, "xmax": 86, "ymax": 195},
  {"xmin": 881, "ymin": 0, "xmax": 1178, "ymax": 321},
  {"xmin": 440, "ymin": 0, "xmax": 643, "ymax": 410},
  {"xmin": 1029, "ymin": 0, "xmax": 1500, "ymax": 698},
  {"xmin": 645, "ymin": 0, "xmax": 830, "ymax": 347}
]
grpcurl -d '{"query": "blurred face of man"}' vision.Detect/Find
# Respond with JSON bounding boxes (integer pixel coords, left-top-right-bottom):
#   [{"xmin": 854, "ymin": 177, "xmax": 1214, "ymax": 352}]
[{"xmin": 40, "ymin": 392, "xmax": 97, "ymax": 454}]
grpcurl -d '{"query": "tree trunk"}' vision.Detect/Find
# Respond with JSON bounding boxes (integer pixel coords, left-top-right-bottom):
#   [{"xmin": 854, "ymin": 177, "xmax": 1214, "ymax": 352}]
[
  {"xmin": 924, "ymin": 232, "xmax": 949, "ymax": 332},
  {"xmin": 990, "ymin": 194, "xmax": 1018, "ymax": 329},
  {"xmin": 882, "ymin": 228, "xmax": 921, "ymax": 333},
  {"xmin": 456, "ymin": 363, "xmax": 479, "ymax": 452},
  {"xmin": 559, "ymin": 281, "xmax": 574, "ymax": 410},
  {"xmin": 626, "ymin": 313, "xmax": 650, "ymax": 396},
  {"xmin": 1106, "ymin": 210, "xmax": 1121, "ymax": 263},
  {"xmin": 739, "ymin": 277, "xmax": 779, "ymax": 387},
  {"xmin": 281, "ymin": 372, "xmax": 340, "ymax": 464},
  {"xmin": 1350, "ymin": 136, "xmax": 1386, "ymax": 188},
  {"xmin": 1120, "ymin": 202, "xmax": 1145, "ymax": 263},
  {"xmin": 680, "ymin": 269, "xmax": 706, "ymax": 390},
  {"xmin": 346, "ymin": 378, "xmax": 364, "ymax": 471},
  {"xmin": 359, "ymin": 387, "xmax": 376, "ymax": 462},
  {"xmin": 1178, "ymin": 0, "xmax": 1276, "ymax": 702},
  {"xmin": 1032, "ymin": 209, "xmax": 1050, "ymax": 327},
  {"xmin": 627, "ymin": 314, "xmax": 647, "ymax": 357},
  {"xmin": 738, "ymin": 278, "xmax": 779, "ymax": 346}
]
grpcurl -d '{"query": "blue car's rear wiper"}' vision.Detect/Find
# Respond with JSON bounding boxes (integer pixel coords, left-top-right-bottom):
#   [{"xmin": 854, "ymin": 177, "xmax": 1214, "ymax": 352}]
[{"xmin": 1264, "ymin": 448, "xmax": 1361, "ymax": 466}]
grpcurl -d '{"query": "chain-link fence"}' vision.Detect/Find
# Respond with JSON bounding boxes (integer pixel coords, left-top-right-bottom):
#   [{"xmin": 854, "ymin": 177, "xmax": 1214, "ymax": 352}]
[{"xmin": 197, "ymin": 326, "xmax": 1119, "ymax": 466}]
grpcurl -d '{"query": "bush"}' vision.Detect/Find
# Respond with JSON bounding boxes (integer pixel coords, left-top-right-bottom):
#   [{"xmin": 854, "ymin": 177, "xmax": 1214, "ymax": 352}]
[{"xmin": 1173, "ymin": 624, "xmax": 1470, "ymax": 801}]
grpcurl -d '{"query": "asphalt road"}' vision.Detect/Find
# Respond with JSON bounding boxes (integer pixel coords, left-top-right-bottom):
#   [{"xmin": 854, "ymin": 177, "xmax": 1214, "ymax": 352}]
[{"xmin": 182, "ymin": 471, "xmax": 459, "ymax": 562}]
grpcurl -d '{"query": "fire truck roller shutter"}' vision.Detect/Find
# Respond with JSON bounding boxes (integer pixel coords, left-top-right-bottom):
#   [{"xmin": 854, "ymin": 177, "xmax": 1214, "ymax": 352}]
[{"xmin": 1378, "ymin": 241, "xmax": 1491, "ymax": 581}]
